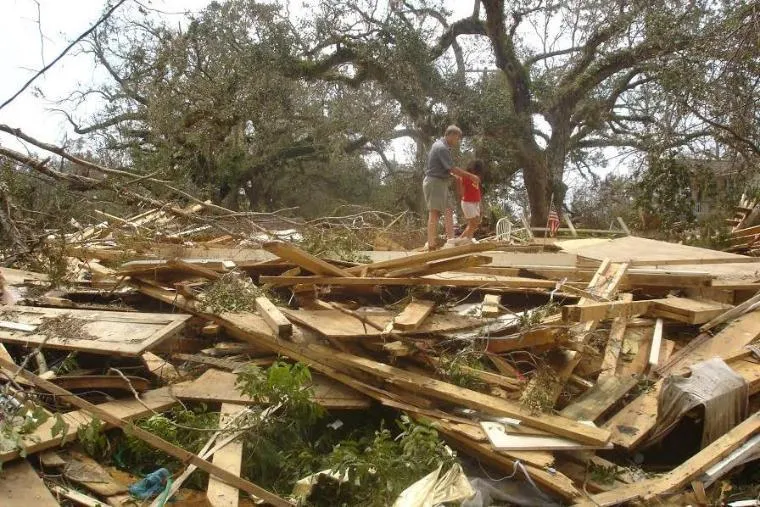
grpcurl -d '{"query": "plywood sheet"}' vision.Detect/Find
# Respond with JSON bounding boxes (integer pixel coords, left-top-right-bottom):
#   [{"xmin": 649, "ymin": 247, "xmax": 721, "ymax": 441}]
[
  {"xmin": 560, "ymin": 236, "xmax": 749, "ymax": 264},
  {"xmin": 172, "ymin": 368, "xmax": 371, "ymax": 409},
  {"xmin": 282, "ymin": 308, "xmax": 481, "ymax": 338},
  {"xmin": 0, "ymin": 306, "xmax": 190, "ymax": 356}
]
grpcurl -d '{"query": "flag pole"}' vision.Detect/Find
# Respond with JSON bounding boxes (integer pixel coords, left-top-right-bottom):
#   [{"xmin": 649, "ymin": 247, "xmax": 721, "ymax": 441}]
[{"xmin": 543, "ymin": 192, "xmax": 554, "ymax": 253}]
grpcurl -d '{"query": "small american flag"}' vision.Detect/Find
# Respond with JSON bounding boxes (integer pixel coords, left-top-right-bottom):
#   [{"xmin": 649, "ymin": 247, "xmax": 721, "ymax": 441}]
[{"xmin": 547, "ymin": 206, "xmax": 560, "ymax": 237}]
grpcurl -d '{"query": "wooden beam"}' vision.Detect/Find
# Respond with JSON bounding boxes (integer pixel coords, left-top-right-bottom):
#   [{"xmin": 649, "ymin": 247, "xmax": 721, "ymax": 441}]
[
  {"xmin": 598, "ymin": 294, "xmax": 633, "ymax": 380},
  {"xmin": 562, "ymin": 300, "xmax": 651, "ymax": 322},
  {"xmin": 384, "ymin": 254, "xmax": 491, "ymax": 278},
  {"xmin": 560, "ymin": 376, "xmax": 638, "ymax": 422},
  {"xmin": 255, "ymin": 296, "xmax": 292, "ymax": 338},
  {"xmin": 583, "ymin": 412, "xmax": 760, "ymax": 506},
  {"xmin": 648, "ymin": 318, "xmax": 664, "ymax": 371},
  {"xmin": 393, "ymin": 299, "xmax": 436, "ymax": 331},
  {"xmin": 605, "ymin": 310, "xmax": 760, "ymax": 450},
  {"xmin": 141, "ymin": 352, "xmax": 181, "ymax": 383},
  {"xmin": 700, "ymin": 290, "xmax": 760, "ymax": 333},
  {"xmin": 0, "ymin": 357, "xmax": 292, "ymax": 507},
  {"xmin": 263, "ymin": 241, "xmax": 354, "ymax": 277},
  {"xmin": 260, "ymin": 274, "xmax": 572, "ymax": 289},
  {"xmin": 345, "ymin": 242, "xmax": 499, "ymax": 276},
  {"xmin": 649, "ymin": 297, "xmax": 733, "ymax": 325},
  {"xmin": 0, "ymin": 387, "xmax": 177, "ymax": 463},
  {"xmin": 207, "ymin": 403, "xmax": 245, "ymax": 507}
]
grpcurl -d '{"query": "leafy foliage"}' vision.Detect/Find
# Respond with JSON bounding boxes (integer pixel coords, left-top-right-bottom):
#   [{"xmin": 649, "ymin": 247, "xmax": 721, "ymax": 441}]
[
  {"xmin": 201, "ymin": 273, "xmax": 263, "ymax": 313},
  {"xmin": 77, "ymin": 418, "xmax": 110, "ymax": 461}
]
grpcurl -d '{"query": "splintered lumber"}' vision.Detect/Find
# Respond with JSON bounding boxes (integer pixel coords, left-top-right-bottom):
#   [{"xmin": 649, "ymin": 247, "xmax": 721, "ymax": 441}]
[
  {"xmin": 0, "ymin": 357, "xmax": 293, "ymax": 507},
  {"xmin": 605, "ymin": 311, "xmax": 760, "ymax": 450},
  {"xmin": 345, "ymin": 241, "xmax": 498, "ymax": 276},
  {"xmin": 261, "ymin": 273, "xmax": 575, "ymax": 290},
  {"xmin": 50, "ymin": 375, "xmax": 150, "ymax": 392},
  {"xmin": 0, "ymin": 387, "xmax": 177, "ymax": 463},
  {"xmin": 281, "ymin": 308, "xmax": 481, "ymax": 338},
  {"xmin": 136, "ymin": 281, "xmax": 610, "ymax": 445},
  {"xmin": 142, "ymin": 351, "xmax": 181, "ymax": 383},
  {"xmin": 563, "ymin": 299, "xmax": 651, "ymax": 322},
  {"xmin": 583, "ymin": 412, "xmax": 760, "ymax": 506},
  {"xmin": 255, "ymin": 296, "xmax": 292, "ymax": 337},
  {"xmin": 0, "ymin": 459, "xmax": 60, "ymax": 507},
  {"xmin": 393, "ymin": 299, "xmax": 436, "ymax": 330},
  {"xmin": 560, "ymin": 376, "xmax": 638, "ymax": 422},
  {"xmin": 308, "ymin": 343, "xmax": 610, "ymax": 445},
  {"xmin": 700, "ymin": 290, "xmax": 760, "ymax": 333},
  {"xmin": 172, "ymin": 368, "xmax": 371, "ymax": 409},
  {"xmin": 0, "ymin": 306, "xmax": 189, "ymax": 356},
  {"xmin": 384, "ymin": 254, "xmax": 491, "ymax": 277},
  {"xmin": 207, "ymin": 404, "xmax": 245, "ymax": 507},
  {"xmin": 171, "ymin": 353, "xmax": 271, "ymax": 371},
  {"xmin": 47, "ymin": 484, "xmax": 104, "ymax": 507},
  {"xmin": 481, "ymin": 294, "xmax": 502, "ymax": 317},
  {"xmin": 649, "ymin": 297, "xmax": 733, "ymax": 325},
  {"xmin": 263, "ymin": 241, "xmax": 354, "ymax": 277},
  {"xmin": 598, "ymin": 294, "xmax": 634, "ymax": 380},
  {"xmin": 648, "ymin": 318, "xmax": 664, "ymax": 371},
  {"xmin": 527, "ymin": 260, "xmax": 628, "ymax": 406}
]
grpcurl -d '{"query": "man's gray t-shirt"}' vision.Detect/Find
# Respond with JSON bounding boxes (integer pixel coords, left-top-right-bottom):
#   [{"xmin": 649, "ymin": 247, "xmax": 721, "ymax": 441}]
[{"xmin": 424, "ymin": 138, "xmax": 453, "ymax": 179}]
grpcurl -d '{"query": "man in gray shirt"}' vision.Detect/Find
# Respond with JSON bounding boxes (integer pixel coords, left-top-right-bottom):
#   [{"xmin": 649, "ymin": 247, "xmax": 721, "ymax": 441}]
[{"xmin": 423, "ymin": 125, "xmax": 480, "ymax": 249}]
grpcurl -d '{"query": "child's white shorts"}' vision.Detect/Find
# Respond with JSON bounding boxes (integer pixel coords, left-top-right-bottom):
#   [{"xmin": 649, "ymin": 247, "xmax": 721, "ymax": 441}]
[{"xmin": 461, "ymin": 201, "xmax": 480, "ymax": 219}]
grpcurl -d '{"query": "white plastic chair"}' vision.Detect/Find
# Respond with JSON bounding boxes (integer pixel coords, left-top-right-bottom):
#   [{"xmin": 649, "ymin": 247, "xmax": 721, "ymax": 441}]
[{"xmin": 495, "ymin": 217, "xmax": 513, "ymax": 242}]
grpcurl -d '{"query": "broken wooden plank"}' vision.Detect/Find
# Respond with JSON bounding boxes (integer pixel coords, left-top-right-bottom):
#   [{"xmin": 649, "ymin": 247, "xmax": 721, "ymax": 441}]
[
  {"xmin": 282, "ymin": 308, "xmax": 481, "ymax": 338},
  {"xmin": 51, "ymin": 375, "xmax": 150, "ymax": 393},
  {"xmin": 648, "ymin": 318, "xmax": 664, "ymax": 371},
  {"xmin": 142, "ymin": 351, "xmax": 181, "ymax": 383},
  {"xmin": 584, "ymin": 411, "xmax": 760, "ymax": 506},
  {"xmin": 0, "ymin": 387, "xmax": 177, "ymax": 463},
  {"xmin": 263, "ymin": 241, "xmax": 354, "ymax": 277},
  {"xmin": 700, "ymin": 290, "xmax": 760, "ymax": 332},
  {"xmin": 207, "ymin": 403, "xmax": 245, "ymax": 507},
  {"xmin": 383, "ymin": 254, "xmax": 491, "ymax": 278},
  {"xmin": 560, "ymin": 375, "xmax": 638, "ymax": 422},
  {"xmin": 562, "ymin": 299, "xmax": 651, "ymax": 322},
  {"xmin": 39, "ymin": 450, "xmax": 66, "ymax": 468},
  {"xmin": 598, "ymin": 293, "xmax": 634, "ymax": 380},
  {"xmin": 260, "ymin": 274, "xmax": 577, "ymax": 289},
  {"xmin": 605, "ymin": 311, "xmax": 760, "ymax": 450},
  {"xmin": 393, "ymin": 299, "xmax": 436, "ymax": 331},
  {"xmin": 48, "ymin": 484, "xmax": 104, "ymax": 507},
  {"xmin": 255, "ymin": 296, "xmax": 292, "ymax": 338},
  {"xmin": 0, "ymin": 357, "xmax": 293, "ymax": 507},
  {"xmin": 345, "ymin": 241, "xmax": 498, "ymax": 276},
  {"xmin": 0, "ymin": 306, "xmax": 190, "ymax": 356},
  {"xmin": 172, "ymin": 368, "xmax": 371, "ymax": 410},
  {"xmin": 0, "ymin": 459, "xmax": 59, "ymax": 507},
  {"xmin": 649, "ymin": 297, "xmax": 733, "ymax": 325}
]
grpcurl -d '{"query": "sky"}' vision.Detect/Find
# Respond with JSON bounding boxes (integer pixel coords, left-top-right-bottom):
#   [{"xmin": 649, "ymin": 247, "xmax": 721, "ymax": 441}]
[{"xmin": 0, "ymin": 0, "xmax": 624, "ymax": 182}]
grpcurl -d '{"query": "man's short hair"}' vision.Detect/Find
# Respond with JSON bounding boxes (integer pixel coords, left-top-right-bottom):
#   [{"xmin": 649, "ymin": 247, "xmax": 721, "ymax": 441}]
[{"xmin": 445, "ymin": 125, "xmax": 462, "ymax": 137}]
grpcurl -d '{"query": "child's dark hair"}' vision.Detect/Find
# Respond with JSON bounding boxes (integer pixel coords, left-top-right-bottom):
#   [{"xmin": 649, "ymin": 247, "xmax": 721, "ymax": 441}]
[{"xmin": 467, "ymin": 159, "xmax": 485, "ymax": 177}]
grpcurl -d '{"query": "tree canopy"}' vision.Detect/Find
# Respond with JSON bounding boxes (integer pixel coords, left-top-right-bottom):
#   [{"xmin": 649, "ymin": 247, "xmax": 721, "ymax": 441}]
[{"xmin": 12, "ymin": 0, "xmax": 760, "ymax": 224}]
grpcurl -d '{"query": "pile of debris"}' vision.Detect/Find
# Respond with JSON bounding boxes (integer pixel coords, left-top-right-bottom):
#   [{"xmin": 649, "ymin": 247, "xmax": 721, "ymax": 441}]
[{"xmin": 1, "ymin": 218, "xmax": 760, "ymax": 506}]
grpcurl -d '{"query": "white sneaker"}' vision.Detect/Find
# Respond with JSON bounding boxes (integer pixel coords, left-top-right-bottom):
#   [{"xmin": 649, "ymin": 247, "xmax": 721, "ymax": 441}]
[{"xmin": 442, "ymin": 239, "xmax": 457, "ymax": 249}]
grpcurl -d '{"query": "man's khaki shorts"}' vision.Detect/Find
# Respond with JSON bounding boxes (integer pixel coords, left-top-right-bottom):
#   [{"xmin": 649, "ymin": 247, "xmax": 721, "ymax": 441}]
[{"xmin": 423, "ymin": 176, "xmax": 454, "ymax": 212}]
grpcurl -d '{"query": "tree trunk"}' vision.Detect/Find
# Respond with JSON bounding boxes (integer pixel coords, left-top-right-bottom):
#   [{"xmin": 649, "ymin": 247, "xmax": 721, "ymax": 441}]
[{"xmin": 522, "ymin": 158, "xmax": 550, "ymax": 226}]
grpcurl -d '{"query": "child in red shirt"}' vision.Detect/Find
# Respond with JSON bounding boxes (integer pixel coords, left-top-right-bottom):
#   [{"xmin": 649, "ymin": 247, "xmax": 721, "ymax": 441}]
[{"xmin": 455, "ymin": 159, "xmax": 484, "ymax": 241}]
